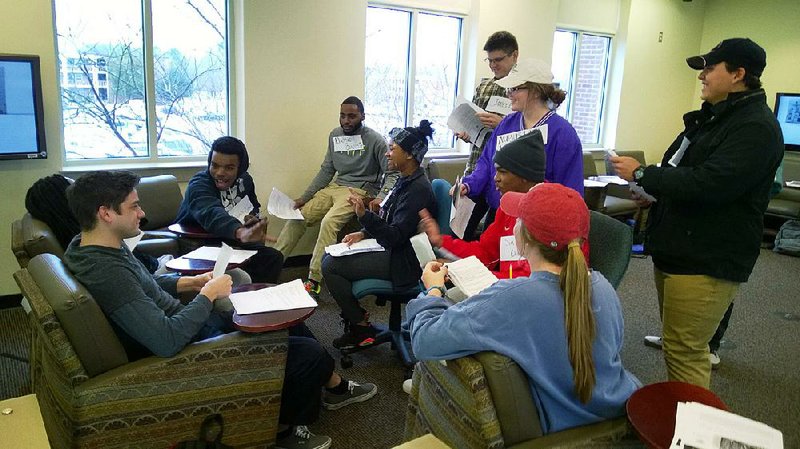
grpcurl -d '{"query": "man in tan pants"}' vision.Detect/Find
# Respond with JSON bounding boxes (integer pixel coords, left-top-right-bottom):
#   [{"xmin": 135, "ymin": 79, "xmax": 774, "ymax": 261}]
[{"xmin": 276, "ymin": 97, "xmax": 396, "ymax": 298}]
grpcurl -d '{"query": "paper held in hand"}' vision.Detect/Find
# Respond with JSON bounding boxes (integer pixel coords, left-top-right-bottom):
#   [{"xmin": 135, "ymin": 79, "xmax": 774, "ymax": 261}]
[
  {"xmin": 229, "ymin": 279, "xmax": 317, "ymax": 315},
  {"xmin": 182, "ymin": 245, "xmax": 257, "ymax": 264},
  {"xmin": 446, "ymin": 98, "xmax": 491, "ymax": 147},
  {"xmin": 444, "ymin": 256, "xmax": 498, "ymax": 298},
  {"xmin": 213, "ymin": 243, "xmax": 233, "ymax": 279},
  {"xmin": 268, "ymin": 187, "xmax": 304, "ymax": 220},
  {"xmin": 449, "ymin": 176, "xmax": 475, "ymax": 239},
  {"xmin": 228, "ymin": 195, "xmax": 254, "ymax": 223},
  {"xmin": 325, "ymin": 239, "xmax": 385, "ymax": 257}
]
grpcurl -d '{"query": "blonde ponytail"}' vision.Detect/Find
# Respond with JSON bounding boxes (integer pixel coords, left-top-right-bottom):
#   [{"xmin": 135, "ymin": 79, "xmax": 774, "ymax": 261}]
[{"xmin": 560, "ymin": 240, "xmax": 596, "ymax": 403}]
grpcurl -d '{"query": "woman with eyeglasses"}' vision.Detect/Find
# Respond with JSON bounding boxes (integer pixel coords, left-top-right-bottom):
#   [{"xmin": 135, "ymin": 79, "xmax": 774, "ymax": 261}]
[{"xmin": 457, "ymin": 58, "xmax": 584, "ymax": 222}]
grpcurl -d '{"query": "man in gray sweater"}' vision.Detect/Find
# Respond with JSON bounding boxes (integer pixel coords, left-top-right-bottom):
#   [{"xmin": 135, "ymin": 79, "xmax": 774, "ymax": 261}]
[
  {"xmin": 64, "ymin": 170, "xmax": 377, "ymax": 449},
  {"xmin": 276, "ymin": 96, "xmax": 397, "ymax": 299}
]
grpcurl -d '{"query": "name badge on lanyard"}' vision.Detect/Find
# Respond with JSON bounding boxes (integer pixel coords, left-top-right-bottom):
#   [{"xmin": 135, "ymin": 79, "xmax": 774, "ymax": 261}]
[{"xmin": 500, "ymin": 235, "xmax": 524, "ymax": 261}]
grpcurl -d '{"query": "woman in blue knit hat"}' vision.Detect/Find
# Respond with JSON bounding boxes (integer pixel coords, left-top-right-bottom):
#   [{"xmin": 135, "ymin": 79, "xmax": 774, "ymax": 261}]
[{"xmin": 323, "ymin": 120, "xmax": 437, "ymax": 349}]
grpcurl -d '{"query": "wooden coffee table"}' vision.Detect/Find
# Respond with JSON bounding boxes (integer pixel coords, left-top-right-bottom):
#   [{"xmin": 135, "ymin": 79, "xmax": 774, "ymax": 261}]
[
  {"xmin": 627, "ymin": 381, "xmax": 728, "ymax": 449},
  {"xmin": 231, "ymin": 283, "xmax": 316, "ymax": 333}
]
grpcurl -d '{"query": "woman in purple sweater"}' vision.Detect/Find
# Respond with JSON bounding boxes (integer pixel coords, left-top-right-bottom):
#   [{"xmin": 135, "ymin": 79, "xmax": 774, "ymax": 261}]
[{"xmin": 460, "ymin": 58, "xmax": 584, "ymax": 221}]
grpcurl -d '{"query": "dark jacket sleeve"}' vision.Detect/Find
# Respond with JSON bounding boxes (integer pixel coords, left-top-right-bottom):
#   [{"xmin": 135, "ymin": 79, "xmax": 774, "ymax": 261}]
[
  {"xmin": 640, "ymin": 120, "xmax": 782, "ymax": 205},
  {"xmin": 359, "ymin": 182, "xmax": 428, "ymax": 248}
]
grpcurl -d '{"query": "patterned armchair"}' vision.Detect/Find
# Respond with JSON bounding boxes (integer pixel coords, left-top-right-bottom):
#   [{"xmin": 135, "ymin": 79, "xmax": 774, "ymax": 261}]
[
  {"xmin": 404, "ymin": 353, "xmax": 630, "ymax": 449},
  {"xmin": 15, "ymin": 254, "xmax": 287, "ymax": 449}
]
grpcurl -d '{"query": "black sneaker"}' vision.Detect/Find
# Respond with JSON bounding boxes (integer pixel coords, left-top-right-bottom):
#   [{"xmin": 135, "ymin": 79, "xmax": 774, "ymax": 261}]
[
  {"xmin": 275, "ymin": 425, "xmax": 331, "ymax": 449},
  {"xmin": 322, "ymin": 381, "xmax": 378, "ymax": 410},
  {"xmin": 332, "ymin": 324, "xmax": 378, "ymax": 349}
]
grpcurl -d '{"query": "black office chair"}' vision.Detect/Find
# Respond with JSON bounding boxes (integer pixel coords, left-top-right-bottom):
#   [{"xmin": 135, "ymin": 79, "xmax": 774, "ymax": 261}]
[
  {"xmin": 339, "ymin": 179, "xmax": 452, "ymax": 372},
  {"xmin": 588, "ymin": 210, "xmax": 633, "ymax": 288}
]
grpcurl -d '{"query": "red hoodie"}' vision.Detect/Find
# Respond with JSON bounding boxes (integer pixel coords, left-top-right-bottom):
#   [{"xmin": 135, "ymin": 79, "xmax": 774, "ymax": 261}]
[{"xmin": 441, "ymin": 207, "xmax": 590, "ymax": 279}]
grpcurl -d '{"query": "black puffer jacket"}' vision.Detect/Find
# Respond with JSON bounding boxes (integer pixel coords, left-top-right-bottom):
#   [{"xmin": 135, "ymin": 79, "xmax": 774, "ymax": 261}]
[{"xmin": 640, "ymin": 89, "xmax": 783, "ymax": 282}]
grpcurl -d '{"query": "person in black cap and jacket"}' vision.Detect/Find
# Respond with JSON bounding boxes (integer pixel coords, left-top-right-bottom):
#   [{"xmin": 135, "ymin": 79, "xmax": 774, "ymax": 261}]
[
  {"xmin": 323, "ymin": 120, "xmax": 436, "ymax": 350},
  {"xmin": 611, "ymin": 37, "xmax": 783, "ymax": 388}
]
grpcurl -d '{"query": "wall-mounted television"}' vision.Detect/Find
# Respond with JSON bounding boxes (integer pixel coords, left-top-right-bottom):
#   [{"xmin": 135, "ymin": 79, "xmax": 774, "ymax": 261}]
[
  {"xmin": 775, "ymin": 92, "xmax": 800, "ymax": 153},
  {"xmin": 0, "ymin": 54, "xmax": 47, "ymax": 160}
]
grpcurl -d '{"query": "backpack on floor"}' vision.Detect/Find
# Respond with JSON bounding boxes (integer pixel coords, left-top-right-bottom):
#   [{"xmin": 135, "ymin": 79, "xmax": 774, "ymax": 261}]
[{"xmin": 774, "ymin": 219, "xmax": 800, "ymax": 256}]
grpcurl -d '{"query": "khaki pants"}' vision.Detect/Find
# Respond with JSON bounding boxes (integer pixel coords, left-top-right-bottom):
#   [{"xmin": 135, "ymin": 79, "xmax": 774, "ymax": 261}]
[
  {"xmin": 275, "ymin": 183, "xmax": 366, "ymax": 282},
  {"xmin": 654, "ymin": 268, "xmax": 739, "ymax": 388}
]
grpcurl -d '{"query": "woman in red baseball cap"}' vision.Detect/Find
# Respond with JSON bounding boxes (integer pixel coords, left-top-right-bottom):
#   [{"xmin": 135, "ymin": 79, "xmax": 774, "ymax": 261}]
[{"xmin": 405, "ymin": 183, "xmax": 640, "ymax": 433}]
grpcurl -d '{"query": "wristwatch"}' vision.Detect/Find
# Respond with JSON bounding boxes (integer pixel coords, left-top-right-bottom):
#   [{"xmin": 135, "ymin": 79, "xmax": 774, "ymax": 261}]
[
  {"xmin": 633, "ymin": 165, "xmax": 645, "ymax": 183},
  {"xmin": 424, "ymin": 285, "xmax": 447, "ymax": 297}
]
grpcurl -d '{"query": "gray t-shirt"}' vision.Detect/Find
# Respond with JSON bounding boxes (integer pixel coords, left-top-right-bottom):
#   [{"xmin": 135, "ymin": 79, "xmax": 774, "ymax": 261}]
[{"xmin": 302, "ymin": 124, "xmax": 398, "ymax": 201}]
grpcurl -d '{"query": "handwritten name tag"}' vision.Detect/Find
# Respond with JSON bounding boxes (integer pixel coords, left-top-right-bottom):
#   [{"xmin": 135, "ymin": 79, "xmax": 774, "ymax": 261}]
[
  {"xmin": 496, "ymin": 124, "xmax": 548, "ymax": 151},
  {"xmin": 500, "ymin": 235, "xmax": 524, "ymax": 261},
  {"xmin": 333, "ymin": 135, "xmax": 365, "ymax": 153},
  {"xmin": 485, "ymin": 96, "xmax": 512, "ymax": 115}
]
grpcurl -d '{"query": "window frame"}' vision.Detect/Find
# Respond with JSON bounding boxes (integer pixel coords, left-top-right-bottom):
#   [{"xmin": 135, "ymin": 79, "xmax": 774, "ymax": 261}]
[
  {"xmin": 55, "ymin": 0, "xmax": 235, "ymax": 170},
  {"xmin": 553, "ymin": 28, "xmax": 613, "ymax": 149},
  {"xmin": 366, "ymin": 2, "xmax": 466, "ymax": 153}
]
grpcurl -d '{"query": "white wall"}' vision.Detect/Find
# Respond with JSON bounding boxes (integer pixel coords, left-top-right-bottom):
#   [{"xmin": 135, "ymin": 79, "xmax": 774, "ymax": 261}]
[
  {"xmin": 699, "ymin": 0, "xmax": 800, "ymax": 110},
  {"xmin": 0, "ymin": 0, "xmax": 64, "ymax": 295},
  {"xmin": 613, "ymin": 0, "xmax": 706, "ymax": 163}
]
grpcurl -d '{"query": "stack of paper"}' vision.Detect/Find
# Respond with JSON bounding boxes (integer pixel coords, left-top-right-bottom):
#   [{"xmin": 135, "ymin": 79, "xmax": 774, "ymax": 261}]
[
  {"xmin": 325, "ymin": 239, "xmax": 385, "ymax": 257},
  {"xmin": 445, "ymin": 256, "xmax": 498, "ymax": 298},
  {"xmin": 229, "ymin": 279, "xmax": 317, "ymax": 315},
  {"xmin": 670, "ymin": 401, "xmax": 783, "ymax": 449},
  {"xmin": 182, "ymin": 246, "xmax": 257, "ymax": 264}
]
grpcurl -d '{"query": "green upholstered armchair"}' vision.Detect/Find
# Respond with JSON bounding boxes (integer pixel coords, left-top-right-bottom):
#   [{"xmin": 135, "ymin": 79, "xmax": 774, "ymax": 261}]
[
  {"xmin": 403, "ymin": 212, "xmax": 634, "ymax": 448},
  {"xmin": 15, "ymin": 254, "xmax": 287, "ymax": 449}
]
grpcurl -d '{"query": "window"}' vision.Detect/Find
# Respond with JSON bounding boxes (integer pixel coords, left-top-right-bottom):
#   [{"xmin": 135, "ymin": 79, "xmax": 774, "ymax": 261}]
[
  {"xmin": 551, "ymin": 29, "xmax": 611, "ymax": 146},
  {"xmin": 365, "ymin": 5, "xmax": 462, "ymax": 150},
  {"xmin": 54, "ymin": 0, "xmax": 229, "ymax": 162}
]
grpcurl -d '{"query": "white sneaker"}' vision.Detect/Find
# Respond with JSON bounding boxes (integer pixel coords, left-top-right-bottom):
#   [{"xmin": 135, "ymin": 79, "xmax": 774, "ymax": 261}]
[
  {"xmin": 643, "ymin": 335, "xmax": 663, "ymax": 349},
  {"xmin": 710, "ymin": 351, "xmax": 721, "ymax": 370},
  {"xmin": 402, "ymin": 378, "xmax": 413, "ymax": 395}
]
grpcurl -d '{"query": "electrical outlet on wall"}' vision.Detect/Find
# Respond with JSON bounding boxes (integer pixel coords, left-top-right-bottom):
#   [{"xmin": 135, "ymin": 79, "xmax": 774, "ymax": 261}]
[{"xmin": 658, "ymin": 31, "xmax": 663, "ymax": 43}]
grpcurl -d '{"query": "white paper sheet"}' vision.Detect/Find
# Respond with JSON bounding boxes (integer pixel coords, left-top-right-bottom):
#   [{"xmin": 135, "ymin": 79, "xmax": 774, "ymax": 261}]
[
  {"xmin": 446, "ymin": 98, "xmax": 491, "ymax": 147},
  {"xmin": 268, "ymin": 187, "xmax": 304, "ymax": 220},
  {"xmin": 670, "ymin": 401, "xmax": 783, "ymax": 449},
  {"xmin": 213, "ymin": 243, "xmax": 233, "ymax": 279},
  {"xmin": 332, "ymin": 135, "xmax": 365, "ymax": 153},
  {"xmin": 182, "ymin": 246, "xmax": 257, "ymax": 264},
  {"xmin": 485, "ymin": 95, "xmax": 512, "ymax": 115},
  {"xmin": 495, "ymin": 123, "xmax": 548, "ymax": 151},
  {"xmin": 228, "ymin": 195, "xmax": 254, "ymax": 224},
  {"xmin": 449, "ymin": 177, "xmax": 475, "ymax": 239},
  {"xmin": 445, "ymin": 256, "xmax": 499, "ymax": 298},
  {"xmin": 325, "ymin": 239, "xmax": 385, "ymax": 257},
  {"xmin": 123, "ymin": 231, "xmax": 144, "ymax": 251},
  {"xmin": 785, "ymin": 180, "xmax": 800, "ymax": 188},
  {"xmin": 229, "ymin": 279, "xmax": 318, "ymax": 315},
  {"xmin": 410, "ymin": 232, "xmax": 436, "ymax": 268}
]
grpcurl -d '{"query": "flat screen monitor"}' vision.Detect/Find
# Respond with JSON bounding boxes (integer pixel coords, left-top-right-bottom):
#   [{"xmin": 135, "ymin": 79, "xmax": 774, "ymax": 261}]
[
  {"xmin": 775, "ymin": 92, "xmax": 800, "ymax": 152},
  {"xmin": 0, "ymin": 54, "xmax": 47, "ymax": 160}
]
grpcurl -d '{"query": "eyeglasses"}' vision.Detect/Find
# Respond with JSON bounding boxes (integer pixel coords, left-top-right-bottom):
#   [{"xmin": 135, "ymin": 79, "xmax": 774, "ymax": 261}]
[
  {"xmin": 506, "ymin": 86, "xmax": 528, "ymax": 95},
  {"xmin": 484, "ymin": 54, "xmax": 510, "ymax": 65}
]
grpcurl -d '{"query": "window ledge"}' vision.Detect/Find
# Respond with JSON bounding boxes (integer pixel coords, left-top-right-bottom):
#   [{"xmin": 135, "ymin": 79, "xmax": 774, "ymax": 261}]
[{"xmin": 62, "ymin": 160, "xmax": 207, "ymax": 182}]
